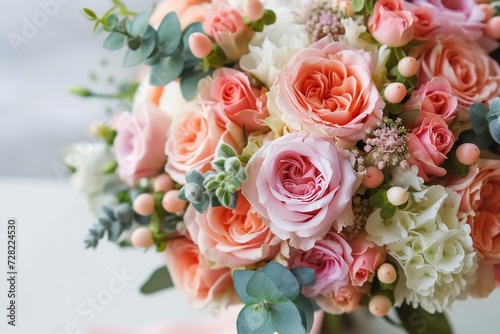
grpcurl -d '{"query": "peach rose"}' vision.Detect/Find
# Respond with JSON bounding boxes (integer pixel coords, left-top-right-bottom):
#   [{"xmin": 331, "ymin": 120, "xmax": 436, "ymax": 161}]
[
  {"xmin": 403, "ymin": 77, "xmax": 457, "ymax": 128},
  {"xmin": 149, "ymin": 0, "xmax": 210, "ymax": 29},
  {"xmin": 203, "ymin": 6, "xmax": 253, "ymax": 61},
  {"xmin": 417, "ymin": 35, "xmax": 500, "ymax": 121},
  {"xmin": 164, "ymin": 101, "xmax": 225, "ymax": 184},
  {"xmin": 368, "ymin": 0, "xmax": 415, "ymax": 47},
  {"xmin": 199, "ymin": 68, "xmax": 268, "ymax": 133},
  {"xmin": 349, "ymin": 232, "xmax": 386, "ymax": 287},
  {"xmin": 404, "ymin": 4, "xmax": 435, "ymax": 40},
  {"xmin": 468, "ymin": 261, "xmax": 497, "ymax": 298},
  {"xmin": 184, "ymin": 193, "xmax": 281, "ymax": 268},
  {"xmin": 164, "ymin": 237, "xmax": 235, "ymax": 309},
  {"xmin": 275, "ymin": 39, "xmax": 384, "ymax": 142},
  {"xmin": 495, "ymin": 264, "xmax": 500, "ymax": 287},
  {"xmin": 315, "ymin": 285, "xmax": 363, "ymax": 314},
  {"xmin": 114, "ymin": 103, "xmax": 171, "ymax": 185},
  {"xmin": 407, "ymin": 116, "xmax": 455, "ymax": 181}
]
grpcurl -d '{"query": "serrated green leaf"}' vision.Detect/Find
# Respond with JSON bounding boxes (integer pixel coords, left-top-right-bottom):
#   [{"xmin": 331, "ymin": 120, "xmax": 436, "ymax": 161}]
[
  {"xmin": 140, "ymin": 266, "xmax": 173, "ymax": 294},
  {"xmin": 469, "ymin": 102, "xmax": 489, "ymax": 134},
  {"xmin": 262, "ymin": 261, "xmax": 300, "ymax": 301},
  {"xmin": 352, "ymin": 0, "xmax": 365, "ymax": 12},
  {"xmin": 246, "ymin": 270, "xmax": 281, "ymax": 301},
  {"xmin": 103, "ymin": 32, "xmax": 126, "ymax": 50},
  {"xmin": 130, "ymin": 11, "xmax": 149, "ymax": 36},
  {"xmin": 123, "ymin": 37, "xmax": 156, "ymax": 66},
  {"xmin": 180, "ymin": 69, "xmax": 212, "ymax": 101},
  {"xmin": 269, "ymin": 299, "xmax": 305, "ymax": 334},
  {"xmin": 234, "ymin": 270, "xmax": 258, "ymax": 304},
  {"xmin": 291, "ymin": 267, "xmax": 316, "ymax": 288},
  {"xmin": 157, "ymin": 12, "xmax": 182, "ymax": 55},
  {"xmin": 185, "ymin": 169, "xmax": 205, "ymax": 186},
  {"xmin": 396, "ymin": 303, "xmax": 452, "ymax": 334},
  {"xmin": 150, "ymin": 54, "xmax": 184, "ymax": 86},
  {"xmin": 211, "ymin": 158, "xmax": 226, "ymax": 172},
  {"xmin": 380, "ymin": 203, "xmax": 397, "ymax": 219},
  {"xmin": 217, "ymin": 143, "xmax": 237, "ymax": 159}
]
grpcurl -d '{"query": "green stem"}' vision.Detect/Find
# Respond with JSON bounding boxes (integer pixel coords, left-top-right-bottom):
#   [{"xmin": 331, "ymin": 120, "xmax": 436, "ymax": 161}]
[{"xmin": 320, "ymin": 313, "xmax": 340, "ymax": 334}]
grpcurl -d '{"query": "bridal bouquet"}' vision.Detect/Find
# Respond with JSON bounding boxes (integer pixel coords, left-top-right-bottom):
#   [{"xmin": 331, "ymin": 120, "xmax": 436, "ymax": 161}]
[{"xmin": 68, "ymin": 0, "xmax": 500, "ymax": 332}]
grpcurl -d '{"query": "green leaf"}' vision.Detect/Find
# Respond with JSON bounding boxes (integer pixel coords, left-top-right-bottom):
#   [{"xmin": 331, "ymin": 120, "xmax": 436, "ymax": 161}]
[
  {"xmin": 269, "ymin": 299, "xmax": 305, "ymax": 334},
  {"xmin": 234, "ymin": 270, "xmax": 258, "ymax": 304},
  {"xmin": 237, "ymin": 304, "xmax": 274, "ymax": 334},
  {"xmin": 293, "ymin": 294, "xmax": 315, "ymax": 332},
  {"xmin": 489, "ymin": 120, "xmax": 500, "ymax": 144},
  {"xmin": 157, "ymin": 12, "xmax": 182, "ymax": 55},
  {"xmin": 352, "ymin": 0, "xmax": 365, "ymax": 12},
  {"xmin": 150, "ymin": 54, "xmax": 184, "ymax": 86},
  {"xmin": 191, "ymin": 193, "xmax": 210, "ymax": 213},
  {"xmin": 83, "ymin": 8, "xmax": 97, "ymax": 20},
  {"xmin": 140, "ymin": 266, "xmax": 174, "ymax": 294},
  {"xmin": 291, "ymin": 267, "xmax": 316, "ymax": 288},
  {"xmin": 262, "ymin": 261, "xmax": 300, "ymax": 301},
  {"xmin": 393, "ymin": 47, "xmax": 406, "ymax": 61},
  {"xmin": 123, "ymin": 37, "xmax": 156, "ymax": 66},
  {"xmin": 101, "ymin": 160, "xmax": 117, "ymax": 174},
  {"xmin": 185, "ymin": 169, "xmax": 205, "ymax": 186},
  {"xmin": 364, "ymin": 0, "xmax": 375, "ymax": 14},
  {"xmin": 130, "ymin": 11, "xmax": 150, "ymax": 36},
  {"xmin": 369, "ymin": 192, "xmax": 386, "ymax": 208},
  {"xmin": 246, "ymin": 270, "xmax": 281, "ymax": 301},
  {"xmin": 103, "ymin": 32, "xmax": 126, "ymax": 50},
  {"xmin": 469, "ymin": 102, "xmax": 489, "ymax": 134},
  {"xmin": 217, "ymin": 143, "xmax": 237, "ymax": 159},
  {"xmin": 380, "ymin": 203, "xmax": 397, "ymax": 219},
  {"xmin": 105, "ymin": 14, "xmax": 119, "ymax": 30},
  {"xmin": 396, "ymin": 303, "xmax": 453, "ymax": 334},
  {"xmin": 180, "ymin": 69, "xmax": 212, "ymax": 101},
  {"xmin": 401, "ymin": 109, "xmax": 420, "ymax": 127}
]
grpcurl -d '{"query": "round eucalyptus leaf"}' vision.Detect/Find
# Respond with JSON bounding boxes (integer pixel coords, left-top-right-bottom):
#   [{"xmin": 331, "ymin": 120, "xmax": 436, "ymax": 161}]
[
  {"xmin": 123, "ymin": 37, "xmax": 156, "ymax": 67},
  {"xmin": 489, "ymin": 119, "xmax": 500, "ymax": 144},
  {"xmin": 129, "ymin": 11, "xmax": 149, "ymax": 36},
  {"xmin": 103, "ymin": 32, "xmax": 126, "ymax": 50},
  {"xmin": 157, "ymin": 12, "xmax": 181, "ymax": 55}
]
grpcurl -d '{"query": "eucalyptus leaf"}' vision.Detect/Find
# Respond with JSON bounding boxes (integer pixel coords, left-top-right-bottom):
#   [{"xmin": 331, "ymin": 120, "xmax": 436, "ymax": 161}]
[
  {"xmin": 123, "ymin": 37, "xmax": 156, "ymax": 66},
  {"xmin": 244, "ymin": 304, "xmax": 270, "ymax": 331},
  {"xmin": 234, "ymin": 270, "xmax": 258, "ymax": 304},
  {"xmin": 246, "ymin": 270, "xmax": 281, "ymax": 302},
  {"xmin": 468, "ymin": 102, "xmax": 489, "ymax": 134},
  {"xmin": 140, "ymin": 266, "xmax": 174, "ymax": 294},
  {"xmin": 293, "ymin": 294, "xmax": 315, "ymax": 332},
  {"xmin": 180, "ymin": 69, "xmax": 213, "ymax": 101},
  {"xmin": 103, "ymin": 32, "xmax": 126, "ymax": 50},
  {"xmin": 396, "ymin": 303, "xmax": 453, "ymax": 334},
  {"xmin": 268, "ymin": 299, "xmax": 305, "ymax": 334},
  {"xmin": 262, "ymin": 261, "xmax": 300, "ymax": 301},
  {"xmin": 105, "ymin": 14, "xmax": 119, "ymax": 30},
  {"xmin": 489, "ymin": 119, "xmax": 500, "ymax": 144},
  {"xmin": 237, "ymin": 305, "xmax": 274, "ymax": 334},
  {"xmin": 130, "ymin": 11, "xmax": 150, "ymax": 36},
  {"xmin": 150, "ymin": 54, "xmax": 184, "ymax": 86},
  {"xmin": 157, "ymin": 12, "xmax": 182, "ymax": 55},
  {"xmin": 108, "ymin": 221, "xmax": 122, "ymax": 241},
  {"xmin": 291, "ymin": 267, "xmax": 316, "ymax": 288}
]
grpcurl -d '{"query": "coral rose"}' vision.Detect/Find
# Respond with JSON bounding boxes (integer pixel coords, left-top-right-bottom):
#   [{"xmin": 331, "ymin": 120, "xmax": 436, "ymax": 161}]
[
  {"xmin": 242, "ymin": 132, "xmax": 362, "ymax": 250},
  {"xmin": 114, "ymin": 103, "xmax": 171, "ymax": 185},
  {"xmin": 184, "ymin": 193, "xmax": 280, "ymax": 268},
  {"xmin": 349, "ymin": 232, "xmax": 386, "ymax": 286},
  {"xmin": 275, "ymin": 39, "xmax": 384, "ymax": 142},
  {"xmin": 315, "ymin": 285, "xmax": 363, "ymax": 314}
]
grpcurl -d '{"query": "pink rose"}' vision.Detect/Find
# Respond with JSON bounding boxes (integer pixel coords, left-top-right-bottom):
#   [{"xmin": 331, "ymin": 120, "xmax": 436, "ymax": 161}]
[
  {"xmin": 275, "ymin": 39, "xmax": 384, "ymax": 142},
  {"xmin": 417, "ymin": 35, "xmax": 500, "ymax": 121},
  {"xmin": 407, "ymin": 116, "xmax": 455, "ymax": 181},
  {"xmin": 184, "ymin": 193, "xmax": 281, "ymax": 268},
  {"xmin": 368, "ymin": 0, "xmax": 415, "ymax": 47},
  {"xmin": 114, "ymin": 103, "xmax": 171, "ymax": 185},
  {"xmin": 149, "ymin": 0, "xmax": 210, "ymax": 29},
  {"xmin": 203, "ymin": 7, "xmax": 253, "ymax": 61},
  {"xmin": 449, "ymin": 159, "xmax": 500, "ymax": 263},
  {"xmin": 199, "ymin": 68, "xmax": 268, "ymax": 133},
  {"xmin": 446, "ymin": 164, "xmax": 480, "ymax": 217},
  {"xmin": 164, "ymin": 237, "xmax": 235, "ymax": 309},
  {"xmin": 403, "ymin": 77, "xmax": 458, "ymax": 128},
  {"xmin": 412, "ymin": 0, "xmax": 485, "ymax": 40},
  {"xmin": 291, "ymin": 232, "xmax": 353, "ymax": 296},
  {"xmin": 349, "ymin": 232, "xmax": 386, "ymax": 287},
  {"xmin": 404, "ymin": 4, "xmax": 435, "ymax": 40},
  {"xmin": 315, "ymin": 285, "xmax": 363, "ymax": 314},
  {"xmin": 242, "ymin": 132, "xmax": 362, "ymax": 250}
]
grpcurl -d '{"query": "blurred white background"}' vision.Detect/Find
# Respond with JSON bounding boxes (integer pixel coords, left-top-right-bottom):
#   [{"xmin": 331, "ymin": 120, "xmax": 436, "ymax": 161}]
[{"xmin": 0, "ymin": 0, "xmax": 499, "ymax": 333}]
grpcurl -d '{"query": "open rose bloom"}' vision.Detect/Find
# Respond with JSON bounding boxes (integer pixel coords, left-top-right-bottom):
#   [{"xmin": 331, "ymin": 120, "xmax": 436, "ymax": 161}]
[{"xmin": 75, "ymin": 0, "xmax": 500, "ymax": 332}]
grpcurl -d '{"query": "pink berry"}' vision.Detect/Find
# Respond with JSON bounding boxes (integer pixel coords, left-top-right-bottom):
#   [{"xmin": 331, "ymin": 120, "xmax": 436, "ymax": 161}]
[
  {"xmin": 130, "ymin": 227, "xmax": 154, "ymax": 248},
  {"xmin": 133, "ymin": 193, "xmax": 155, "ymax": 216},
  {"xmin": 384, "ymin": 83, "xmax": 407, "ymax": 104},
  {"xmin": 377, "ymin": 263, "xmax": 397, "ymax": 284},
  {"xmin": 243, "ymin": 0, "xmax": 265, "ymax": 22},
  {"xmin": 397, "ymin": 56, "xmax": 418, "ymax": 78},
  {"xmin": 456, "ymin": 143, "xmax": 480, "ymax": 166},
  {"xmin": 162, "ymin": 190, "xmax": 186, "ymax": 213},
  {"xmin": 479, "ymin": 4, "xmax": 494, "ymax": 22},
  {"xmin": 338, "ymin": 1, "xmax": 354, "ymax": 17},
  {"xmin": 362, "ymin": 166, "xmax": 384, "ymax": 189},
  {"xmin": 153, "ymin": 174, "xmax": 174, "ymax": 193},
  {"xmin": 485, "ymin": 16, "xmax": 500, "ymax": 40},
  {"xmin": 188, "ymin": 33, "xmax": 212, "ymax": 59},
  {"xmin": 368, "ymin": 295, "xmax": 392, "ymax": 316}
]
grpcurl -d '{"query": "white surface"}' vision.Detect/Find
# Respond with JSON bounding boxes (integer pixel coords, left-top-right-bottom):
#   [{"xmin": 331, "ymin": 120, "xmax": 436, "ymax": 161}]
[{"xmin": 0, "ymin": 179, "xmax": 499, "ymax": 334}]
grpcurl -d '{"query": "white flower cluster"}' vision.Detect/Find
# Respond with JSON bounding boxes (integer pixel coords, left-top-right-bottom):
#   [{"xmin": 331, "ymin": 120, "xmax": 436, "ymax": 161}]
[{"xmin": 366, "ymin": 167, "xmax": 478, "ymax": 313}]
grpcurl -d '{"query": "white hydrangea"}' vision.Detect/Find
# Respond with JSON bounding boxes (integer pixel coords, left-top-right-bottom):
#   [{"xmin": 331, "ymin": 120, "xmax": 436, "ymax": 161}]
[
  {"xmin": 366, "ymin": 167, "xmax": 478, "ymax": 313},
  {"xmin": 239, "ymin": 0, "xmax": 310, "ymax": 87}
]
